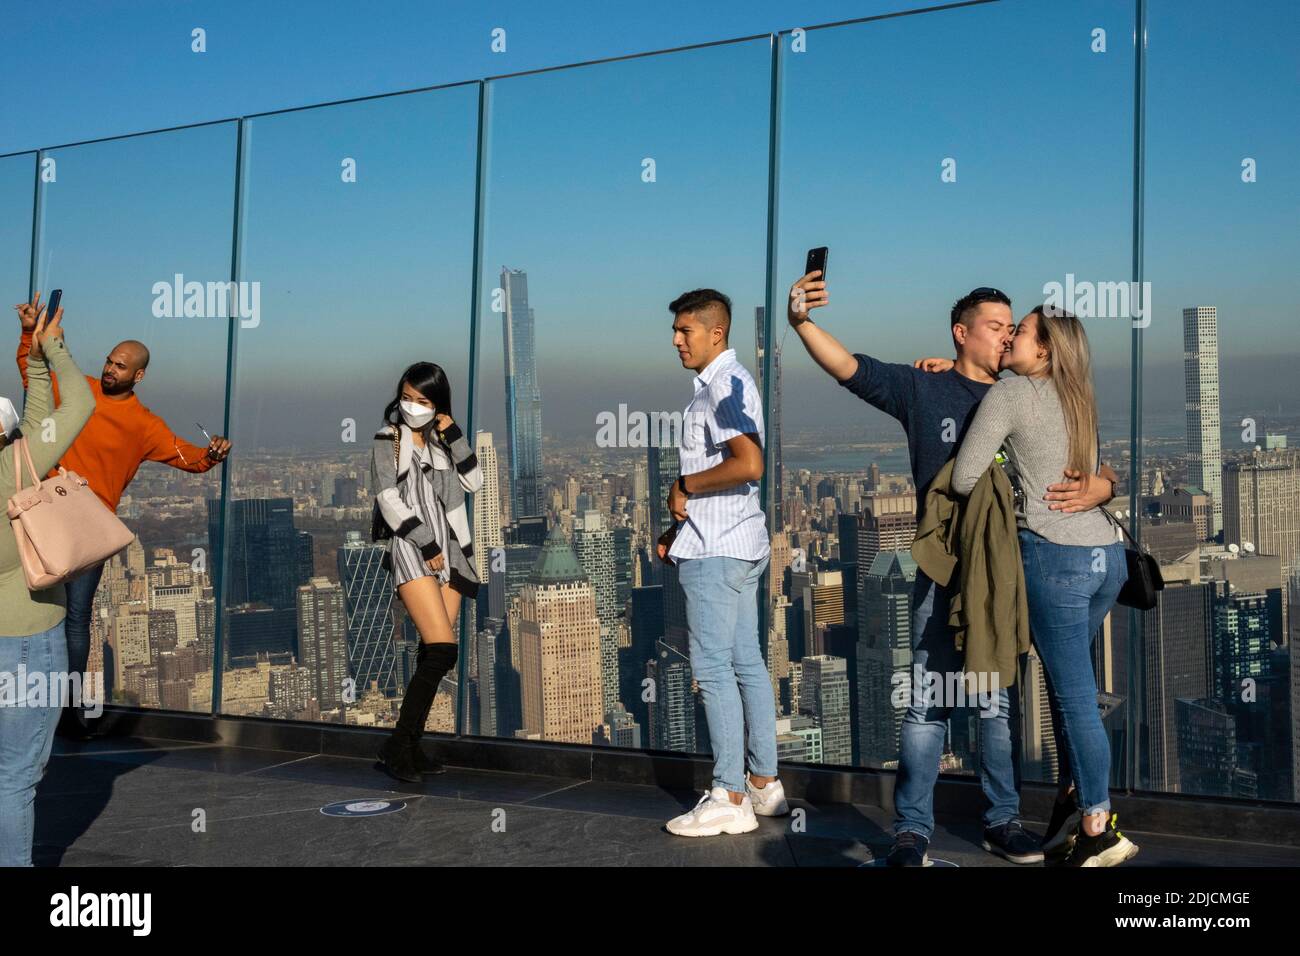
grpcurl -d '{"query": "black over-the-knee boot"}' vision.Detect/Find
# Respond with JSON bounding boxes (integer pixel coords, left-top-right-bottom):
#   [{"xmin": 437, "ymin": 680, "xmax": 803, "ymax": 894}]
[{"xmin": 377, "ymin": 642, "xmax": 458, "ymax": 782}]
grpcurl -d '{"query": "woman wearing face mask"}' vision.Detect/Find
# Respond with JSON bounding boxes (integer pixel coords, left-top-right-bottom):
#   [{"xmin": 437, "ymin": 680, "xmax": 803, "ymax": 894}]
[
  {"xmin": 949, "ymin": 306, "xmax": 1136, "ymax": 867},
  {"xmin": 370, "ymin": 362, "xmax": 482, "ymax": 782}
]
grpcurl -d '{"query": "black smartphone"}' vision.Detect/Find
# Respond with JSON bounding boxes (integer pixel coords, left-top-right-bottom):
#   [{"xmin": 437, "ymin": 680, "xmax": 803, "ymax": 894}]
[
  {"xmin": 805, "ymin": 247, "xmax": 828, "ymax": 283},
  {"xmin": 45, "ymin": 288, "xmax": 62, "ymax": 322}
]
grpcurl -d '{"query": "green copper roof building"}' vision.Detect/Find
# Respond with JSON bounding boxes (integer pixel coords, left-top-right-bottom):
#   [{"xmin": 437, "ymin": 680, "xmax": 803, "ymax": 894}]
[{"xmin": 528, "ymin": 525, "xmax": 589, "ymax": 585}]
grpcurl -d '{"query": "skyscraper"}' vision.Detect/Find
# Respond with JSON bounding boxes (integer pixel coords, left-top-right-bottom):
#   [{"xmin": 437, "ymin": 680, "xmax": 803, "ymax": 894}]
[
  {"xmin": 1175, "ymin": 697, "xmax": 1238, "ymax": 798},
  {"xmin": 857, "ymin": 491, "xmax": 918, "ymax": 579},
  {"xmin": 1183, "ymin": 306, "xmax": 1223, "ymax": 537},
  {"xmin": 501, "ymin": 267, "xmax": 544, "ymax": 521},
  {"xmin": 800, "ymin": 655, "xmax": 852, "ymax": 766},
  {"xmin": 474, "ymin": 617, "xmax": 504, "ymax": 737},
  {"xmin": 1022, "ymin": 649, "xmax": 1059, "ymax": 783},
  {"xmin": 472, "ymin": 430, "xmax": 504, "ymax": 583},
  {"xmin": 337, "ymin": 531, "xmax": 401, "ymax": 698},
  {"xmin": 622, "ymin": 585, "xmax": 664, "ymax": 732},
  {"xmin": 516, "ymin": 526, "xmax": 603, "ymax": 744},
  {"xmin": 1222, "ymin": 448, "xmax": 1300, "ymax": 581},
  {"xmin": 857, "ymin": 550, "xmax": 916, "ymax": 767},
  {"xmin": 647, "ymin": 638, "xmax": 695, "ymax": 752},
  {"xmin": 297, "ymin": 576, "xmax": 350, "ymax": 712},
  {"xmin": 573, "ymin": 511, "xmax": 620, "ymax": 717},
  {"xmin": 209, "ymin": 497, "xmax": 303, "ymax": 655},
  {"xmin": 1112, "ymin": 573, "xmax": 1213, "ymax": 792},
  {"xmin": 646, "ymin": 442, "xmax": 680, "ymax": 539}
]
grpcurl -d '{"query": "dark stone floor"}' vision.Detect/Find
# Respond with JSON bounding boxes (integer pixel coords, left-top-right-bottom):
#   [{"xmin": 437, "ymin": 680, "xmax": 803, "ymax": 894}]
[{"xmin": 33, "ymin": 736, "xmax": 1300, "ymax": 867}]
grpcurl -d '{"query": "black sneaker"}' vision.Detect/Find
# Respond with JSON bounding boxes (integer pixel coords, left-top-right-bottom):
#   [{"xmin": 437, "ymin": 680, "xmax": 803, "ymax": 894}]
[
  {"xmin": 886, "ymin": 830, "xmax": 931, "ymax": 867},
  {"xmin": 982, "ymin": 820, "xmax": 1045, "ymax": 864},
  {"xmin": 1042, "ymin": 799, "xmax": 1082, "ymax": 857},
  {"xmin": 1063, "ymin": 812, "xmax": 1139, "ymax": 868}
]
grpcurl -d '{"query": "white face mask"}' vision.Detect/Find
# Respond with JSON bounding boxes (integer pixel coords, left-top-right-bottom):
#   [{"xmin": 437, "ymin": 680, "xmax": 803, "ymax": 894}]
[{"xmin": 399, "ymin": 400, "xmax": 435, "ymax": 428}]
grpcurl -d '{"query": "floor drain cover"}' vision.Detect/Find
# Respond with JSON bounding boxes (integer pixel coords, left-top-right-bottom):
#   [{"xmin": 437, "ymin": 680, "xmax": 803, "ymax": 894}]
[{"xmin": 320, "ymin": 799, "xmax": 407, "ymax": 817}]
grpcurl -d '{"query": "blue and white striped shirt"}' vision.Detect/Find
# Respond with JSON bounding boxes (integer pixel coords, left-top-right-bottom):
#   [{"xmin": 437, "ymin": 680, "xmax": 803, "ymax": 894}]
[{"xmin": 668, "ymin": 348, "xmax": 770, "ymax": 562}]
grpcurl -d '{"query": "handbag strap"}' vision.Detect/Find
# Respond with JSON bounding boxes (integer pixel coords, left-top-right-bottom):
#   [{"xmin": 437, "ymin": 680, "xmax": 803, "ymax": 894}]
[
  {"xmin": 392, "ymin": 426, "xmax": 400, "ymax": 473},
  {"xmin": 1100, "ymin": 506, "xmax": 1141, "ymax": 550},
  {"xmin": 12, "ymin": 437, "xmax": 41, "ymax": 495}
]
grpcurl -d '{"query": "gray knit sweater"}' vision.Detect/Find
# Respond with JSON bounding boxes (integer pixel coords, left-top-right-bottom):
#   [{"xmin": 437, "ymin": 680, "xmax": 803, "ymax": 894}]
[{"xmin": 952, "ymin": 375, "xmax": 1116, "ymax": 547}]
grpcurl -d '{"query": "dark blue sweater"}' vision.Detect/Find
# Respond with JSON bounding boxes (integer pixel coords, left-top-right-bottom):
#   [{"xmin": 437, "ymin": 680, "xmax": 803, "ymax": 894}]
[{"xmin": 837, "ymin": 354, "xmax": 993, "ymax": 520}]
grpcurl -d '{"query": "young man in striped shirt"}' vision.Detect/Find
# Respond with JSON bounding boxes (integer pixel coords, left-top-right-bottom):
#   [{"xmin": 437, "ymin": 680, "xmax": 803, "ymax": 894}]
[{"xmin": 658, "ymin": 289, "xmax": 788, "ymax": 837}]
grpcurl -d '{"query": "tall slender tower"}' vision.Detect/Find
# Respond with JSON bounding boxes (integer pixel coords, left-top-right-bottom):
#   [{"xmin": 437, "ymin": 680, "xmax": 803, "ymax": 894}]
[
  {"xmin": 472, "ymin": 430, "xmax": 504, "ymax": 582},
  {"xmin": 501, "ymin": 267, "xmax": 544, "ymax": 520},
  {"xmin": 1183, "ymin": 306, "xmax": 1223, "ymax": 537}
]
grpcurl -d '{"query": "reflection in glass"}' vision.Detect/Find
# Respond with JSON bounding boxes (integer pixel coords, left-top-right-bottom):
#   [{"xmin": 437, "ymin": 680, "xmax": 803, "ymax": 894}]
[
  {"xmin": 773, "ymin": 0, "xmax": 1135, "ymax": 778},
  {"xmin": 31, "ymin": 126, "xmax": 238, "ymax": 714},
  {"xmin": 1138, "ymin": 0, "xmax": 1299, "ymax": 802},
  {"xmin": 0, "ymin": 153, "xmax": 36, "ymax": 404},
  {"xmin": 218, "ymin": 88, "xmax": 479, "ymax": 727},
  {"xmin": 470, "ymin": 40, "xmax": 771, "ymax": 749}
]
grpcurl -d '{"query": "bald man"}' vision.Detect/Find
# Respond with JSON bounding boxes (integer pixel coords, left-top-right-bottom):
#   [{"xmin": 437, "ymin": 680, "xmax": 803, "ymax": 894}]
[{"xmin": 15, "ymin": 293, "xmax": 232, "ymax": 736}]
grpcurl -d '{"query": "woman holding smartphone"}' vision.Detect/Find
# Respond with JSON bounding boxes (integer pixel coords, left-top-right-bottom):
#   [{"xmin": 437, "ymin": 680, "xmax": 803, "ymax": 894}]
[
  {"xmin": 0, "ymin": 300, "xmax": 94, "ymax": 865},
  {"xmin": 370, "ymin": 362, "xmax": 482, "ymax": 782},
  {"xmin": 949, "ymin": 306, "xmax": 1137, "ymax": 867}
]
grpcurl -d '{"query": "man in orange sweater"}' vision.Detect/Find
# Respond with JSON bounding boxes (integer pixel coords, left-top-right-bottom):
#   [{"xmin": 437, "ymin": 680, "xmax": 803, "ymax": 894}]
[{"xmin": 14, "ymin": 293, "xmax": 232, "ymax": 735}]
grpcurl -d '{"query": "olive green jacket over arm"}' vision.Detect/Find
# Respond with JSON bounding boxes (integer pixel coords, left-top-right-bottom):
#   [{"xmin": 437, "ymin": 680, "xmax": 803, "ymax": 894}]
[{"xmin": 911, "ymin": 458, "xmax": 1031, "ymax": 691}]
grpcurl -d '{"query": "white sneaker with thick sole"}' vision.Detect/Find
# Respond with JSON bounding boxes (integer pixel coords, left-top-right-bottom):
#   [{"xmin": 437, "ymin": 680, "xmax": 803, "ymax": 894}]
[
  {"xmin": 666, "ymin": 787, "xmax": 759, "ymax": 837},
  {"xmin": 746, "ymin": 777, "xmax": 790, "ymax": 817}
]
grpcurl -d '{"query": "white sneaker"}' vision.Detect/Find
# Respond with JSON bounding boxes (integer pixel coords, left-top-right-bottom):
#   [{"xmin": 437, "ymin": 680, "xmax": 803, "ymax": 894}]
[
  {"xmin": 666, "ymin": 787, "xmax": 759, "ymax": 837},
  {"xmin": 746, "ymin": 776, "xmax": 789, "ymax": 817}
]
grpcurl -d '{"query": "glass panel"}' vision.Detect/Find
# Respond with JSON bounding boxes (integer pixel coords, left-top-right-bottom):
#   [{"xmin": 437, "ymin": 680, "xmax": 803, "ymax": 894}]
[
  {"xmin": 1139, "ymin": 0, "xmax": 1299, "ymax": 801},
  {"xmin": 774, "ymin": 0, "xmax": 1136, "ymax": 777},
  {"xmin": 31, "ymin": 125, "xmax": 238, "ymax": 713},
  {"xmin": 471, "ymin": 40, "xmax": 772, "ymax": 750},
  {"xmin": 0, "ymin": 153, "xmax": 36, "ymax": 405},
  {"xmin": 219, "ymin": 87, "xmax": 480, "ymax": 724}
]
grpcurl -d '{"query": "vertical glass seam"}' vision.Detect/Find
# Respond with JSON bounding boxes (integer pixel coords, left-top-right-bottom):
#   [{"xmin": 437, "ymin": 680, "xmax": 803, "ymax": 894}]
[
  {"xmin": 211, "ymin": 119, "xmax": 247, "ymax": 716},
  {"xmin": 458, "ymin": 81, "xmax": 490, "ymax": 738}
]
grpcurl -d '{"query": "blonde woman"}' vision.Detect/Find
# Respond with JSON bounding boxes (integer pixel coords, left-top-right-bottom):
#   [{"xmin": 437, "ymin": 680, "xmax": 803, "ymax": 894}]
[{"xmin": 949, "ymin": 306, "xmax": 1136, "ymax": 867}]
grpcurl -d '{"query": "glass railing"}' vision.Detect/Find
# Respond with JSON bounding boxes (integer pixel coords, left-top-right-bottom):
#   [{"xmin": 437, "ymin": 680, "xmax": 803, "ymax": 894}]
[
  {"xmin": 218, "ymin": 86, "xmax": 480, "ymax": 724},
  {"xmin": 773, "ymin": 0, "xmax": 1136, "ymax": 781},
  {"xmin": 1132, "ymin": 0, "xmax": 1299, "ymax": 802},
  {"xmin": 2, "ymin": 0, "xmax": 1295, "ymax": 808},
  {"xmin": 28, "ymin": 125, "xmax": 238, "ymax": 712}
]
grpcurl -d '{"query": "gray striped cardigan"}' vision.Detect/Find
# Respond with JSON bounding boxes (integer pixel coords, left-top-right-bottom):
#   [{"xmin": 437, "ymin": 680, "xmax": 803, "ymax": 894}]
[{"xmin": 370, "ymin": 420, "xmax": 483, "ymax": 598}]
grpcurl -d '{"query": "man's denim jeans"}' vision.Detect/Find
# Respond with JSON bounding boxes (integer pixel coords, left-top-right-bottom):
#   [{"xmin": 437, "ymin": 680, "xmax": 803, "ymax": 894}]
[
  {"xmin": 64, "ymin": 561, "xmax": 109, "ymax": 706},
  {"xmin": 893, "ymin": 570, "xmax": 1022, "ymax": 839},
  {"xmin": 677, "ymin": 554, "xmax": 776, "ymax": 793},
  {"xmin": 0, "ymin": 621, "xmax": 68, "ymax": 866}
]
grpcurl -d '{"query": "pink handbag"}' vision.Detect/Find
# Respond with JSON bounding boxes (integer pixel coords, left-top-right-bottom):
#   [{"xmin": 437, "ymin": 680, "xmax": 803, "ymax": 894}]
[{"xmin": 6, "ymin": 436, "xmax": 134, "ymax": 589}]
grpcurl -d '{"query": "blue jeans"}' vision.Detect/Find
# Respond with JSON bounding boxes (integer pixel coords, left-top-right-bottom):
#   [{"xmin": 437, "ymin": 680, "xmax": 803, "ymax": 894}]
[
  {"xmin": 1019, "ymin": 529, "xmax": 1127, "ymax": 815},
  {"xmin": 64, "ymin": 561, "xmax": 109, "ymax": 706},
  {"xmin": 0, "ymin": 621, "xmax": 69, "ymax": 866},
  {"xmin": 677, "ymin": 554, "xmax": 776, "ymax": 793},
  {"xmin": 894, "ymin": 570, "xmax": 1022, "ymax": 839}
]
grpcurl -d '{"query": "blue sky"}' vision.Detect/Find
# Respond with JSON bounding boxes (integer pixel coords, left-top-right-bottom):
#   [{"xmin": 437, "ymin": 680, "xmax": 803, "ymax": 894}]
[{"xmin": 1, "ymin": 0, "xmax": 1295, "ymax": 449}]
